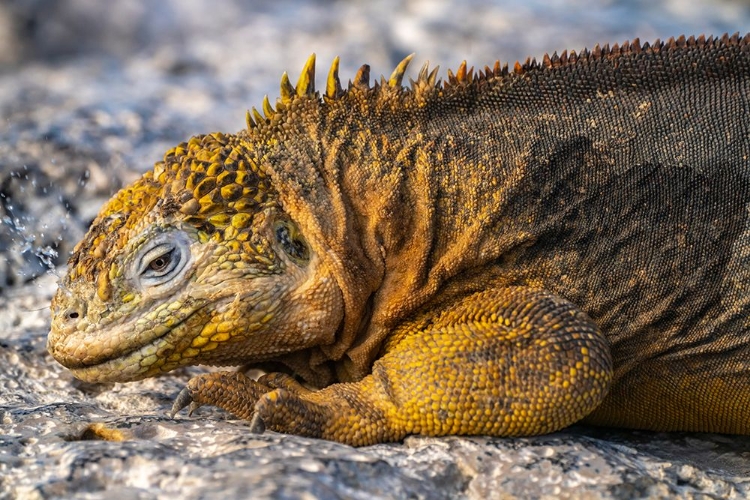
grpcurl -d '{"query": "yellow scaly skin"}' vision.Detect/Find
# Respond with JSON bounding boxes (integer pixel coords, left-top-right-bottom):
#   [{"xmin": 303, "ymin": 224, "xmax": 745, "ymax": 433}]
[{"xmin": 49, "ymin": 34, "xmax": 750, "ymax": 445}]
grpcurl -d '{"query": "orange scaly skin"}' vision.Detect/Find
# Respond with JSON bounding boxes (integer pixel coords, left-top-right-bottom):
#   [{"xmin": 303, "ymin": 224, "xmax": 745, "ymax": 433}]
[{"xmin": 49, "ymin": 34, "xmax": 750, "ymax": 445}]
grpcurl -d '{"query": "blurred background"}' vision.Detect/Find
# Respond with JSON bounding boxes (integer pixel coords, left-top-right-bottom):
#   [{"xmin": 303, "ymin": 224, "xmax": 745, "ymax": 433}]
[{"xmin": 1, "ymin": 0, "xmax": 750, "ymax": 291}]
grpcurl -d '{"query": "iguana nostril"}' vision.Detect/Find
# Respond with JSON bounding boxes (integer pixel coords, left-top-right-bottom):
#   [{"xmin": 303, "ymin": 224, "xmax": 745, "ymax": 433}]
[{"xmin": 64, "ymin": 303, "xmax": 85, "ymax": 321}]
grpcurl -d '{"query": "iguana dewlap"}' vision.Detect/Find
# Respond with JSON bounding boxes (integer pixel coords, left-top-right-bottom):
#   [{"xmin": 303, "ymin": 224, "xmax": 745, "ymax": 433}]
[{"xmin": 48, "ymin": 34, "xmax": 750, "ymax": 445}]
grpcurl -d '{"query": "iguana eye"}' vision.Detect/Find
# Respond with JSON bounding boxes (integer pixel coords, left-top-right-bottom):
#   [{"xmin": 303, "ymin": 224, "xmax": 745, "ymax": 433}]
[
  {"xmin": 134, "ymin": 231, "xmax": 192, "ymax": 288},
  {"xmin": 146, "ymin": 249, "xmax": 175, "ymax": 274},
  {"xmin": 275, "ymin": 220, "xmax": 309, "ymax": 265}
]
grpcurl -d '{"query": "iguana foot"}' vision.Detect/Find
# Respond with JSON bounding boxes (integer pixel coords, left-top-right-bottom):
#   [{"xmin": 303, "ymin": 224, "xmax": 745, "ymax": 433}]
[
  {"xmin": 169, "ymin": 370, "xmax": 318, "ymax": 434},
  {"xmin": 169, "ymin": 371, "xmax": 269, "ymax": 420}
]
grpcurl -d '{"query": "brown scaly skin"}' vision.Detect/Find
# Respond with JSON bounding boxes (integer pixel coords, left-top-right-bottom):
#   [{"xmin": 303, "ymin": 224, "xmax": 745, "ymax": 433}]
[{"xmin": 49, "ymin": 33, "xmax": 750, "ymax": 446}]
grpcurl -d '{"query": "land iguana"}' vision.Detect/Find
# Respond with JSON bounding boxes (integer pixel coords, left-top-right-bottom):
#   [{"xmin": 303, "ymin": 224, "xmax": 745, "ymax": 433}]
[{"xmin": 48, "ymin": 33, "xmax": 750, "ymax": 446}]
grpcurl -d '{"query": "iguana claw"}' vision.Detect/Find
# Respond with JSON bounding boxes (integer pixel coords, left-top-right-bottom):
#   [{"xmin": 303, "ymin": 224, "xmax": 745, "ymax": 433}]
[
  {"xmin": 170, "ymin": 387, "xmax": 198, "ymax": 417},
  {"xmin": 249, "ymin": 413, "xmax": 266, "ymax": 434}
]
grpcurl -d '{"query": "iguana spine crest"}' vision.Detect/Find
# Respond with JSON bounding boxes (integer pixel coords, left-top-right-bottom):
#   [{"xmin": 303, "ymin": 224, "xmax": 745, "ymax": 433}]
[{"xmin": 246, "ymin": 32, "xmax": 750, "ymax": 131}]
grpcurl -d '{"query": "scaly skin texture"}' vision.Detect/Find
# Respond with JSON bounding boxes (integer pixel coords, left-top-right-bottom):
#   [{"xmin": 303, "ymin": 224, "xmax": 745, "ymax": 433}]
[{"xmin": 49, "ymin": 33, "xmax": 750, "ymax": 446}]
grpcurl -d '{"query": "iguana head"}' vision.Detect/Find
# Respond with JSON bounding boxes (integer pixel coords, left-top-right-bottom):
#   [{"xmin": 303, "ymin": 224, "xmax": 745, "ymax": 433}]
[
  {"xmin": 47, "ymin": 53, "xmax": 494, "ymax": 383},
  {"xmin": 47, "ymin": 55, "xmax": 364, "ymax": 383}
]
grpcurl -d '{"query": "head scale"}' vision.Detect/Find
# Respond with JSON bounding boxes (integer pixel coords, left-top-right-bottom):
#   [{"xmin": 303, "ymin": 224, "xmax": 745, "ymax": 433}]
[{"xmin": 63, "ymin": 132, "xmax": 279, "ymax": 301}]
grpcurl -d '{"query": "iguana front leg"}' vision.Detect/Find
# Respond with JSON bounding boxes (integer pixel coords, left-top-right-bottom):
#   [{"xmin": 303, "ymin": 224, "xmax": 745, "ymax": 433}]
[{"xmin": 172, "ymin": 287, "xmax": 613, "ymax": 446}]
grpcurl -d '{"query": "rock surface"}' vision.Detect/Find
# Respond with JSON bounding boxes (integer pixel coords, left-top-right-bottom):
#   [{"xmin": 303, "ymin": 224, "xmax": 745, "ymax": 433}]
[{"xmin": 3, "ymin": 1, "xmax": 750, "ymax": 498}]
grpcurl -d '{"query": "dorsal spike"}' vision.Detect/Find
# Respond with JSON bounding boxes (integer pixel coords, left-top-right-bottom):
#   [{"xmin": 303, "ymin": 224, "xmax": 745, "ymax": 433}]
[
  {"xmin": 296, "ymin": 54, "xmax": 316, "ymax": 96},
  {"xmin": 427, "ymin": 65, "xmax": 440, "ymax": 86},
  {"xmin": 326, "ymin": 56, "xmax": 343, "ymax": 99},
  {"xmin": 262, "ymin": 95, "xmax": 274, "ymax": 118},
  {"xmin": 279, "ymin": 72, "xmax": 294, "ymax": 104},
  {"xmin": 245, "ymin": 109, "xmax": 255, "ymax": 129},
  {"xmin": 252, "ymin": 107, "xmax": 264, "ymax": 124},
  {"xmin": 456, "ymin": 60, "xmax": 467, "ymax": 82},
  {"xmin": 353, "ymin": 64, "xmax": 370, "ymax": 90},
  {"xmin": 388, "ymin": 53, "xmax": 415, "ymax": 87},
  {"xmin": 418, "ymin": 61, "xmax": 430, "ymax": 82}
]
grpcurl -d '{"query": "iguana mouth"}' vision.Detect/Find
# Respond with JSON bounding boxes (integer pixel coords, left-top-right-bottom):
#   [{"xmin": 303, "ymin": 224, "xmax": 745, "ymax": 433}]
[{"xmin": 55, "ymin": 302, "xmax": 205, "ymax": 377}]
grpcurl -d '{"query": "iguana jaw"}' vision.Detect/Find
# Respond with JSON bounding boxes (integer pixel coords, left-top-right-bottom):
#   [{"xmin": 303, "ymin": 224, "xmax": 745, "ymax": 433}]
[
  {"xmin": 48, "ymin": 260, "xmax": 279, "ymax": 383},
  {"xmin": 50, "ymin": 298, "xmax": 210, "ymax": 382}
]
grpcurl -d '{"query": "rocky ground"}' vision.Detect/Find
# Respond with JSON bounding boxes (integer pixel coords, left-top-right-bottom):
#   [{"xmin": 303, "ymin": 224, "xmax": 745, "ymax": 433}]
[{"xmin": 2, "ymin": 0, "xmax": 750, "ymax": 498}]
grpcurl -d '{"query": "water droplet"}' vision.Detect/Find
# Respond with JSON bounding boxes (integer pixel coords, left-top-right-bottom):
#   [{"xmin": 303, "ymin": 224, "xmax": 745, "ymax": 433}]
[{"xmin": 36, "ymin": 246, "xmax": 59, "ymax": 271}]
